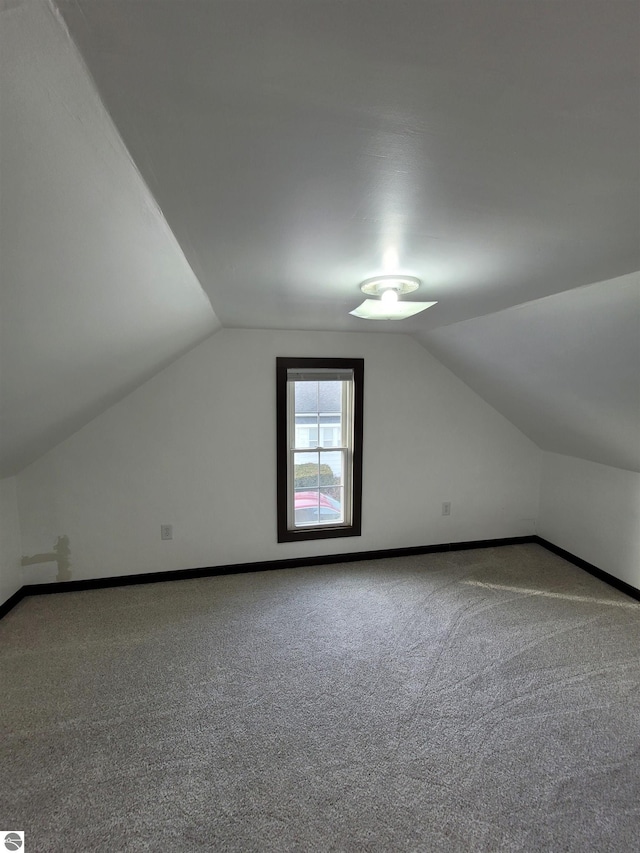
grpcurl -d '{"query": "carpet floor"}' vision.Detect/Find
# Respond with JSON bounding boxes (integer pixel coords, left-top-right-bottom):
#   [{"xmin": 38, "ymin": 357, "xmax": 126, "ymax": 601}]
[{"xmin": 1, "ymin": 543, "xmax": 639, "ymax": 852}]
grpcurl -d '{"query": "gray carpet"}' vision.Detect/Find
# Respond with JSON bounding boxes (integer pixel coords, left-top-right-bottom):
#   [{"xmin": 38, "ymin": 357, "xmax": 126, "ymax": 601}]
[{"xmin": 1, "ymin": 544, "xmax": 639, "ymax": 852}]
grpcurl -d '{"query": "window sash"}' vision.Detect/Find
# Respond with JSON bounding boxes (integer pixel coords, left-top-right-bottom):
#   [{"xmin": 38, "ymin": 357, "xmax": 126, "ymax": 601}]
[{"xmin": 287, "ymin": 375, "xmax": 353, "ymax": 531}]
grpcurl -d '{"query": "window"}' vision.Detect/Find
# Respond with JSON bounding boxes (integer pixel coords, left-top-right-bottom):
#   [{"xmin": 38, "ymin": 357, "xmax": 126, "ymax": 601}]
[{"xmin": 277, "ymin": 358, "xmax": 364, "ymax": 542}]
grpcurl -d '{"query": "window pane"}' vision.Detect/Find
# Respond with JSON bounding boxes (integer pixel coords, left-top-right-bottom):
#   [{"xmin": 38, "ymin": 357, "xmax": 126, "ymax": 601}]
[
  {"xmin": 320, "ymin": 487, "xmax": 343, "ymax": 523},
  {"xmin": 295, "ymin": 425, "xmax": 318, "ymax": 448},
  {"xmin": 294, "ymin": 488, "xmax": 320, "ymax": 525},
  {"xmin": 294, "ymin": 488, "xmax": 343, "ymax": 526},
  {"xmin": 318, "ymin": 450, "xmax": 343, "ymax": 503},
  {"xmin": 294, "ymin": 452, "xmax": 319, "ymax": 489},
  {"xmin": 319, "ymin": 421, "xmax": 341, "ymax": 447},
  {"xmin": 319, "ymin": 450, "xmax": 342, "ymax": 484},
  {"xmin": 295, "ymin": 381, "xmax": 318, "ymax": 413},
  {"xmin": 318, "ymin": 381, "xmax": 342, "ymax": 413}
]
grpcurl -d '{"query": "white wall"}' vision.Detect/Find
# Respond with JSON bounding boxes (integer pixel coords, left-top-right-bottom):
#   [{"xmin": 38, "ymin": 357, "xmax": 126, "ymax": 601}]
[
  {"xmin": 15, "ymin": 329, "xmax": 540, "ymax": 583},
  {"xmin": 0, "ymin": 477, "xmax": 22, "ymax": 605},
  {"xmin": 538, "ymin": 452, "xmax": 640, "ymax": 589}
]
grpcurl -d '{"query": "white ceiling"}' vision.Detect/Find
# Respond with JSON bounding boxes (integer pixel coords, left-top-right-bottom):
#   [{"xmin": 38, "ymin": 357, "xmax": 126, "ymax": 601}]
[
  {"xmin": 1, "ymin": 0, "xmax": 639, "ymax": 477},
  {"xmin": 55, "ymin": 0, "xmax": 640, "ymax": 332},
  {"xmin": 0, "ymin": 0, "xmax": 220, "ymax": 476},
  {"xmin": 419, "ymin": 272, "xmax": 640, "ymax": 473}
]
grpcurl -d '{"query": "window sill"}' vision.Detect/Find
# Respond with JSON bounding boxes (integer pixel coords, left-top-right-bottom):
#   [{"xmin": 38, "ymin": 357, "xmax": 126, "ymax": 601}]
[{"xmin": 277, "ymin": 523, "xmax": 362, "ymax": 544}]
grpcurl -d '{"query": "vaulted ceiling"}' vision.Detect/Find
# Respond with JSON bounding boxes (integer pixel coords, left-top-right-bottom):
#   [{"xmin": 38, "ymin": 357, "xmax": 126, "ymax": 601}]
[
  {"xmin": 56, "ymin": 0, "xmax": 639, "ymax": 332},
  {"xmin": 419, "ymin": 272, "xmax": 640, "ymax": 472},
  {"xmin": 0, "ymin": 0, "xmax": 220, "ymax": 476},
  {"xmin": 1, "ymin": 0, "xmax": 639, "ymax": 475}
]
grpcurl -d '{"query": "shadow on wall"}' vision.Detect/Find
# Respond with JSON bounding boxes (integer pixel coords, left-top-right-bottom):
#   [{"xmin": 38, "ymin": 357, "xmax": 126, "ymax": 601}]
[{"xmin": 22, "ymin": 535, "xmax": 71, "ymax": 582}]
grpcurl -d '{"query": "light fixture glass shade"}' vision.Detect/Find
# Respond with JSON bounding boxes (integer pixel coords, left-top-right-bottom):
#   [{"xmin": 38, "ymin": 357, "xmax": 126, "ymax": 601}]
[
  {"xmin": 350, "ymin": 299, "xmax": 437, "ymax": 320},
  {"xmin": 359, "ymin": 276, "xmax": 420, "ymax": 297}
]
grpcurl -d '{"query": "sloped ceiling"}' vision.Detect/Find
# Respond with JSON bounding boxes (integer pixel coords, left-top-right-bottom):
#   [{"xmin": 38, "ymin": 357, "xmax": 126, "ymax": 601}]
[
  {"xmin": 418, "ymin": 273, "xmax": 640, "ymax": 473},
  {"xmin": 1, "ymin": 0, "xmax": 639, "ymax": 477},
  {"xmin": 55, "ymin": 0, "xmax": 639, "ymax": 332},
  {"xmin": 0, "ymin": 0, "xmax": 220, "ymax": 477}
]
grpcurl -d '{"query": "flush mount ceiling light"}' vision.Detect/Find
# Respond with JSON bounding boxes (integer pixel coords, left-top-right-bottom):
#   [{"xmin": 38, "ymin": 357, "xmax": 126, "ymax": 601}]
[{"xmin": 349, "ymin": 276, "xmax": 437, "ymax": 320}]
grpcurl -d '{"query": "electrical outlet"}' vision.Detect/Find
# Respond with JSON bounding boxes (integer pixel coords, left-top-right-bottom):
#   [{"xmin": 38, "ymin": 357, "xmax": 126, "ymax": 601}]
[
  {"xmin": 161, "ymin": 524, "xmax": 173, "ymax": 540},
  {"xmin": 442, "ymin": 502, "xmax": 451, "ymax": 517}
]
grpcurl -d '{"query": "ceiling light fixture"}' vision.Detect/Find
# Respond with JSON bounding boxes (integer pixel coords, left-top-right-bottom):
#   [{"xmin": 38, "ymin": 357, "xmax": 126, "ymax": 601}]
[{"xmin": 349, "ymin": 275, "xmax": 437, "ymax": 320}]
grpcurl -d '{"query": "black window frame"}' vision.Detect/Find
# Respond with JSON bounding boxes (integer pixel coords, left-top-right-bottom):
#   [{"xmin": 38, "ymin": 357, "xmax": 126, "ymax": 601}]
[{"xmin": 276, "ymin": 357, "xmax": 364, "ymax": 543}]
